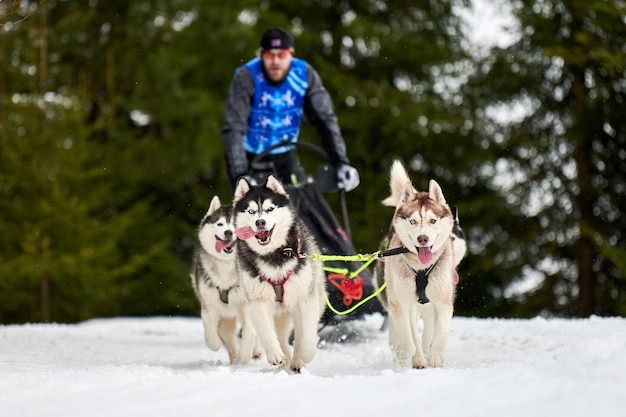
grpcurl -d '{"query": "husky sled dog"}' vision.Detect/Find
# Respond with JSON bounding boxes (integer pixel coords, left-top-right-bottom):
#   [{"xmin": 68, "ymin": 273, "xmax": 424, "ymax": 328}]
[
  {"xmin": 190, "ymin": 195, "xmax": 258, "ymax": 365},
  {"xmin": 233, "ymin": 175, "xmax": 327, "ymax": 372},
  {"xmin": 374, "ymin": 161, "xmax": 466, "ymax": 368}
]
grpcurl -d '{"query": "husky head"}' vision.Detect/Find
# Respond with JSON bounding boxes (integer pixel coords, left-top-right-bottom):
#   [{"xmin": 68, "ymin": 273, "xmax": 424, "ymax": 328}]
[
  {"xmin": 197, "ymin": 195, "xmax": 236, "ymax": 260},
  {"xmin": 233, "ymin": 175, "xmax": 294, "ymax": 255},
  {"xmin": 386, "ymin": 161, "xmax": 453, "ymax": 265}
]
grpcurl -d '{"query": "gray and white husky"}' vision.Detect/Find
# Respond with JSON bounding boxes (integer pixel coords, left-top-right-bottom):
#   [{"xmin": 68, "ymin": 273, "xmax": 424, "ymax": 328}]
[
  {"xmin": 374, "ymin": 161, "xmax": 467, "ymax": 368},
  {"xmin": 190, "ymin": 195, "xmax": 259, "ymax": 365},
  {"xmin": 233, "ymin": 175, "xmax": 327, "ymax": 373}
]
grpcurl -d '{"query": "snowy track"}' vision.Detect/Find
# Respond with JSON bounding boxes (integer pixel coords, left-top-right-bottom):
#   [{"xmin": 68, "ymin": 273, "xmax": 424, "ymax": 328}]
[{"xmin": 1, "ymin": 314, "xmax": 624, "ymax": 417}]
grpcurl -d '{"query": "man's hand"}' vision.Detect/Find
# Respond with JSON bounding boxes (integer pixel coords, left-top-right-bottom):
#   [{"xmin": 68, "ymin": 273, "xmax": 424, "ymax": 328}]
[{"xmin": 336, "ymin": 164, "xmax": 360, "ymax": 192}]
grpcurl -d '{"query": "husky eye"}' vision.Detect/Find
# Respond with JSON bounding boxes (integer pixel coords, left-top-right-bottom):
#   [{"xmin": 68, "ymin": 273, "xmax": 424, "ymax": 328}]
[
  {"xmin": 247, "ymin": 209, "xmax": 256, "ymax": 215},
  {"xmin": 266, "ymin": 206, "xmax": 275, "ymax": 212},
  {"xmin": 217, "ymin": 222, "xmax": 224, "ymax": 227},
  {"xmin": 430, "ymin": 219, "xmax": 437, "ymax": 224},
  {"xmin": 409, "ymin": 219, "xmax": 416, "ymax": 225}
]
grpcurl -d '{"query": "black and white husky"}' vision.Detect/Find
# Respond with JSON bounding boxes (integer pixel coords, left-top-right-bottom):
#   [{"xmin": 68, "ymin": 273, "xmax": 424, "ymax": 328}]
[
  {"xmin": 233, "ymin": 175, "xmax": 327, "ymax": 372},
  {"xmin": 374, "ymin": 161, "xmax": 467, "ymax": 368},
  {"xmin": 190, "ymin": 196, "xmax": 259, "ymax": 365}
]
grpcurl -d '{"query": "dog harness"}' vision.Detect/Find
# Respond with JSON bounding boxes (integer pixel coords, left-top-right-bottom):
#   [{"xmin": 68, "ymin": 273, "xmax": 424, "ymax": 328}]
[
  {"xmin": 379, "ymin": 242, "xmax": 436, "ymax": 304},
  {"xmin": 407, "ymin": 261, "xmax": 438, "ymax": 304},
  {"xmin": 254, "ymin": 236, "xmax": 301, "ymax": 303},
  {"xmin": 218, "ymin": 288, "xmax": 231, "ymax": 304},
  {"xmin": 195, "ymin": 261, "xmax": 236, "ymax": 305}
]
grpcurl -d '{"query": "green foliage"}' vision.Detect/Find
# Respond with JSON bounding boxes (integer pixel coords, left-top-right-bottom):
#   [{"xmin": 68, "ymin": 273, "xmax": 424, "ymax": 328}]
[
  {"xmin": 1, "ymin": 0, "xmax": 624, "ymax": 323},
  {"xmin": 465, "ymin": 0, "xmax": 626, "ymax": 316}
]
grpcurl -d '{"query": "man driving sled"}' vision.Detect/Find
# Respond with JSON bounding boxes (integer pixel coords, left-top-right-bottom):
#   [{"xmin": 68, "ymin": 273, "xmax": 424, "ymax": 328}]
[{"xmin": 220, "ymin": 28, "xmax": 381, "ymax": 323}]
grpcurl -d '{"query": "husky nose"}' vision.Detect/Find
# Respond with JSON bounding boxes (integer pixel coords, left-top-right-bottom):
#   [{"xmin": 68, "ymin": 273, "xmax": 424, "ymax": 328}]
[
  {"xmin": 255, "ymin": 219, "xmax": 266, "ymax": 229},
  {"xmin": 417, "ymin": 235, "xmax": 429, "ymax": 246},
  {"xmin": 224, "ymin": 230, "xmax": 233, "ymax": 239}
]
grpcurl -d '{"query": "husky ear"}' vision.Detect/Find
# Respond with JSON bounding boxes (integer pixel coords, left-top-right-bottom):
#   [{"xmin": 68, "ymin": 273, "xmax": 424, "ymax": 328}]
[
  {"xmin": 265, "ymin": 175, "xmax": 287, "ymax": 197},
  {"xmin": 400, "ymin": 181, "xmax": 415, "ymax": 204},
  {"xmin": 233, "ymin": 177, "xmax": 251, "ymax": 204},
  {"xmin": 428, "ymin": 179, "xmax": 447, "ymax": 204},
  {"xmin": 207, "ymin": 195, "xmax": 221, "ymax": 216}
]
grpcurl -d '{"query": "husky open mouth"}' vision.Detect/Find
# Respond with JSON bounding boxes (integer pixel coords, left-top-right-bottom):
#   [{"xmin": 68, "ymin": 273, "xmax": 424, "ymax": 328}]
[
  {"xmin": 215, "ymin": 238, "xmax": 235, "ymax": 254},
  {"xmin": 255, "ymin": 228, "xmax": 273, "ymax": 246},
  {"xmin": 235, "ymin": 226, "xmax": 273, "ymax": 246}
]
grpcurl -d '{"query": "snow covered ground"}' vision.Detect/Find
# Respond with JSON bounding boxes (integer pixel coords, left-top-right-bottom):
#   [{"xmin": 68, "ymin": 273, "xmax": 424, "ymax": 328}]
[{"xmin": 1, "ymin": 314, "xmax": 624, "ymax": 417}]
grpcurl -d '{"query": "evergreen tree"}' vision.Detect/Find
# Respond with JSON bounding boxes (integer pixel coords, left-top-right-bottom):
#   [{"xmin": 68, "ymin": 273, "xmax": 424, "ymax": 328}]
[{"xmin": 466, "ymin": 0, "xmax": 626, "ymax": 316}]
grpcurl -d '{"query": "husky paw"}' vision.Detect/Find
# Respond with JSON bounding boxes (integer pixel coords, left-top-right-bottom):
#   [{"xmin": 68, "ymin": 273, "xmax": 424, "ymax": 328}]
[
  {"xmin": 412, "ymin": 356, "xmax": 428, "ymax": 369},
  {"xmin": 290, "ymin": 357, "xmax": 305, "ymax": 373},
  {"xmin": 428, "ymin": 352, "xmax": 446, "ymax": 368},
  {"xmin": 204, "ymin": 337, "xmax": 222, "ymax": 352},
  {"xmin": 267, "ymin": 352, "xmax": 288, "ymax": 367},
  {"xmin": 236, "ymin": 351, "xmax": 251, "ymax": 365}
]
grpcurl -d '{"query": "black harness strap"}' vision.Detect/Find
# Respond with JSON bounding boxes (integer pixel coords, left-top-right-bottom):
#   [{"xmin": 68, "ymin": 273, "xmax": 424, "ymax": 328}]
[
  {"xmin": 218, "ymin": 288, "xmax": 230, "ymax": 304},
  {"xmin": 407, "ymin": 261, "xmax": 438, "ymax": 304},
  {"xmin": 378, "ymin": 246, "xmax": 410, "ymax": 258},
  {"xmin": 377, "ymin": 244, "xmax": 437, "ymax": 304}
]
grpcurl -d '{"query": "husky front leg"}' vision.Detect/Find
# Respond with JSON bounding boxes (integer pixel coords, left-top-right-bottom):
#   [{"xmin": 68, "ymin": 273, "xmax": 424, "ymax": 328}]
[
  {"xmin": 217, "ymin": 316, "xmax": 238, "ymax": 364},
  {"xmin": 274, "ymin": 311, "xmax": 292, "ymax": 362},
  {"xmin": 200, "ymin": 307, "xmax": 222, "ymax": 351},
  {"xmin": 419, "ymin": 304, "xmax": 435, "ymax": 361},
  {"xmin": 388, "ymin": 301, "xmax": 416, "ymax": 367},
  {"xmin": 290, "ymin": 299, "xmax": 321, "ymax": 372},
  {"xmin": 250, "ymin": 301, "xmax": 288, "ymax": 367},
  {"xmin": 410, "ymin": 306, "xmax": 428, "ymax": 369},
  {"xmin": 237, "ymin": 306, "xmax": 257, "ymax": 365},
  {"xmin": 427, "ymin": 302, "xmax": 453, "ymax": 368}
]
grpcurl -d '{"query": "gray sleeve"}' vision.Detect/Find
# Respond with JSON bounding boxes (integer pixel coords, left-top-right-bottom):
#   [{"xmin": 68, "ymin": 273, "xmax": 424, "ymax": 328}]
[
  {"xmin": 221, "ymin": 68, "xmax": 255, "ymax": 184},
  {"xmin": 303, "ymin": 63, "xmax": 350, "ymax": 167}
]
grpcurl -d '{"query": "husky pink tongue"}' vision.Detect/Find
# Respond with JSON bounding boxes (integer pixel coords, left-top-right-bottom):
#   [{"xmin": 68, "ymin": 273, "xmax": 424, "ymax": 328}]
[
  {"xmin": 418, "ymin": 246, "xmax": 433, "ymax": 264},
  {"xmin": 215, "ymin": 239, "xmax": 234, "ymax": 253},
  {"xmin": 235, "ymin": 227, "xmax": 257, "ymax": 240}
]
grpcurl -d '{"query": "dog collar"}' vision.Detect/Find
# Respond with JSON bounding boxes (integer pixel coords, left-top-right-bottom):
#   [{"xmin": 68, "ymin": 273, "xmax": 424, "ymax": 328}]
[{"xmin": 281, "ymin": 235, "xmax": 301, "ymax": 258}]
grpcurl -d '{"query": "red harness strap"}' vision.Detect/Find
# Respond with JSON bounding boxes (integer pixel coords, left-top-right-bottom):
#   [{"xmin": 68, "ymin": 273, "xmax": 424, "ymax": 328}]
[
  {"xmin": 254, "ymin": 236, "xmax": 300, "ymax": 303},
  {"xmin": 260, "ymin": 269, "xmax": 293, "ymax": 303}
]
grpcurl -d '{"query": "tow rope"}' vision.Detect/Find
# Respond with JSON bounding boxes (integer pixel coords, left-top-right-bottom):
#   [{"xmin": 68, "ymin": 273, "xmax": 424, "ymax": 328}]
[{"xmin": 303, "ymin": 247, "xmax": 411, "ymax": 315}]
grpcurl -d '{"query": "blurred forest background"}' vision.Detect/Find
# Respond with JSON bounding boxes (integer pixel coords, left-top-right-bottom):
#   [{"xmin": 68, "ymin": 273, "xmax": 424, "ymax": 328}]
[{"xmin": 1, "ymin": 0, "xmax": 625, "ymax": 324}]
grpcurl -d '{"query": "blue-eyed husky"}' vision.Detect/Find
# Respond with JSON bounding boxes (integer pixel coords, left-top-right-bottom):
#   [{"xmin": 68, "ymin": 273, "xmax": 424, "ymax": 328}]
[
  {"xmin": 233, "ymin": 175, "xmax": 327, "ymax": 373},
  {"xmin": 190, "ymin": 196, "xmax": 259, "ymax": 365},
  {"xmin": 374, "ymin": 161, "xmax": 467, "ymax": 368}
]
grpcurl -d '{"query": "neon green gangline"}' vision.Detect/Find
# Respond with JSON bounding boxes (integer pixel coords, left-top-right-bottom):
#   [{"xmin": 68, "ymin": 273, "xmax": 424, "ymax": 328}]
[
  {"xmin": 309, "ymin": 252, "xmax": 380, "ymax": 279},
  {"xmin": 306, "ymin": 251, "xmax": 386, "ymax": 315},
  {"xmin": 325, "ymin": 282, "xmax": 386, "ymax": 316}
]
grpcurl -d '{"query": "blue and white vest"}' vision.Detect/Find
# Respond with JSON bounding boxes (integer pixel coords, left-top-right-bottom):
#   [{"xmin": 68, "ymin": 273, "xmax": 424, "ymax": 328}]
[{"xmin": 240, "ymin": 57, "xmax": 308, "ymax": 155}]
